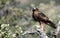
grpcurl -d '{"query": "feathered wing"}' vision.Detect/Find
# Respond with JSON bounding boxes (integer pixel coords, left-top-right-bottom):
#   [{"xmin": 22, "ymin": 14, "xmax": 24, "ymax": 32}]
[
  {"xmin": 38, "ymin": 13, "xmax": 57, "ymax": 29},
  {"xmin": 38, "ymin": 13, "xmax": 49, "ymax": 21}
]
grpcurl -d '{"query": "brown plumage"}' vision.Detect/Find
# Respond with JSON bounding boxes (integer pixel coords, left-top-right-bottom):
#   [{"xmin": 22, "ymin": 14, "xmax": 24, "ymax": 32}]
[{"xmin": 32, "ymin": 8, "xmax": 56, "ymax": 30}]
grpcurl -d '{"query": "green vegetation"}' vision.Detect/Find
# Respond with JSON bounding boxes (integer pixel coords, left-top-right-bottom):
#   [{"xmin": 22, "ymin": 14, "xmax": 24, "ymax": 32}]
[{"xmin": 0, "ymin": 0, "xmax": 60, "ymax": 38}]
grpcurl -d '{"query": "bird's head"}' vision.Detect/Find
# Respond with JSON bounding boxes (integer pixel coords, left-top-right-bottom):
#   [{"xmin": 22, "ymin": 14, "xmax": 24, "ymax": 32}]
[
  {"xmin": 32, "ymin": 8, "xmax": 40, "ymax": 14},
  {"xmin": 32, "ymin": 8, "xmax": 39, "ymax": 12}
]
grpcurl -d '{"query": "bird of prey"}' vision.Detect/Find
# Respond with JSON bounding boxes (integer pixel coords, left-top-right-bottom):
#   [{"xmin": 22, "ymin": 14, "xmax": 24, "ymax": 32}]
[{"xmin": 32, "ymin": 8, "xmax": 56, "ymax": 30}]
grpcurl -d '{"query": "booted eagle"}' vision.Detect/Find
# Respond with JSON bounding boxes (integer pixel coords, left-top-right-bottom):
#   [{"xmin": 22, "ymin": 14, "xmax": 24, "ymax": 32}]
[{"xmin": 32, "ymin": 8, "xmax": 56, "ymax": 30}]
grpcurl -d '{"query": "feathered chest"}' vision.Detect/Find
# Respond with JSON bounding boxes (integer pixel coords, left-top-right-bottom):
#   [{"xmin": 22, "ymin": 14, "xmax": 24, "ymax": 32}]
[{"xmin": 32, "ymin": 13, "xmax": 41, "ymax": 21}]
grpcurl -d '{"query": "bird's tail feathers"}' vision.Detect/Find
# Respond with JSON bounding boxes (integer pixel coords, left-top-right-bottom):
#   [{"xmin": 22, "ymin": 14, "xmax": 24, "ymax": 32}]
[{"xmin": 46, "ymin": 20, "xmax": 57, "ymax": 29}]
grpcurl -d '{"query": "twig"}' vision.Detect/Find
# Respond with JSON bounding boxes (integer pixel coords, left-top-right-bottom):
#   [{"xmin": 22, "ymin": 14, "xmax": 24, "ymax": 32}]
[
  {"xmin": 22, "ymin": 25, "xmax": 49, "ymax": 38},
  {"xmin": 53, "ymin": 21, "xmax": 60, "ymax": 38}
]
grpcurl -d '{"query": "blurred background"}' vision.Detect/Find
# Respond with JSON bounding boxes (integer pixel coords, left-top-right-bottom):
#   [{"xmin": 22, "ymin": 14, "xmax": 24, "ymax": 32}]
[{"xmin": 0, "ymin": 0, "xmax": 60, "ymax": 38}]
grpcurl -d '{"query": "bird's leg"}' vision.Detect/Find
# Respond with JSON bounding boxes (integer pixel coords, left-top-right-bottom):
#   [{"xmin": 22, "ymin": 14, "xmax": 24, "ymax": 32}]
[{"xmin": 39, "ymin": 22, "xmax": 45, "ymax": 31}]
